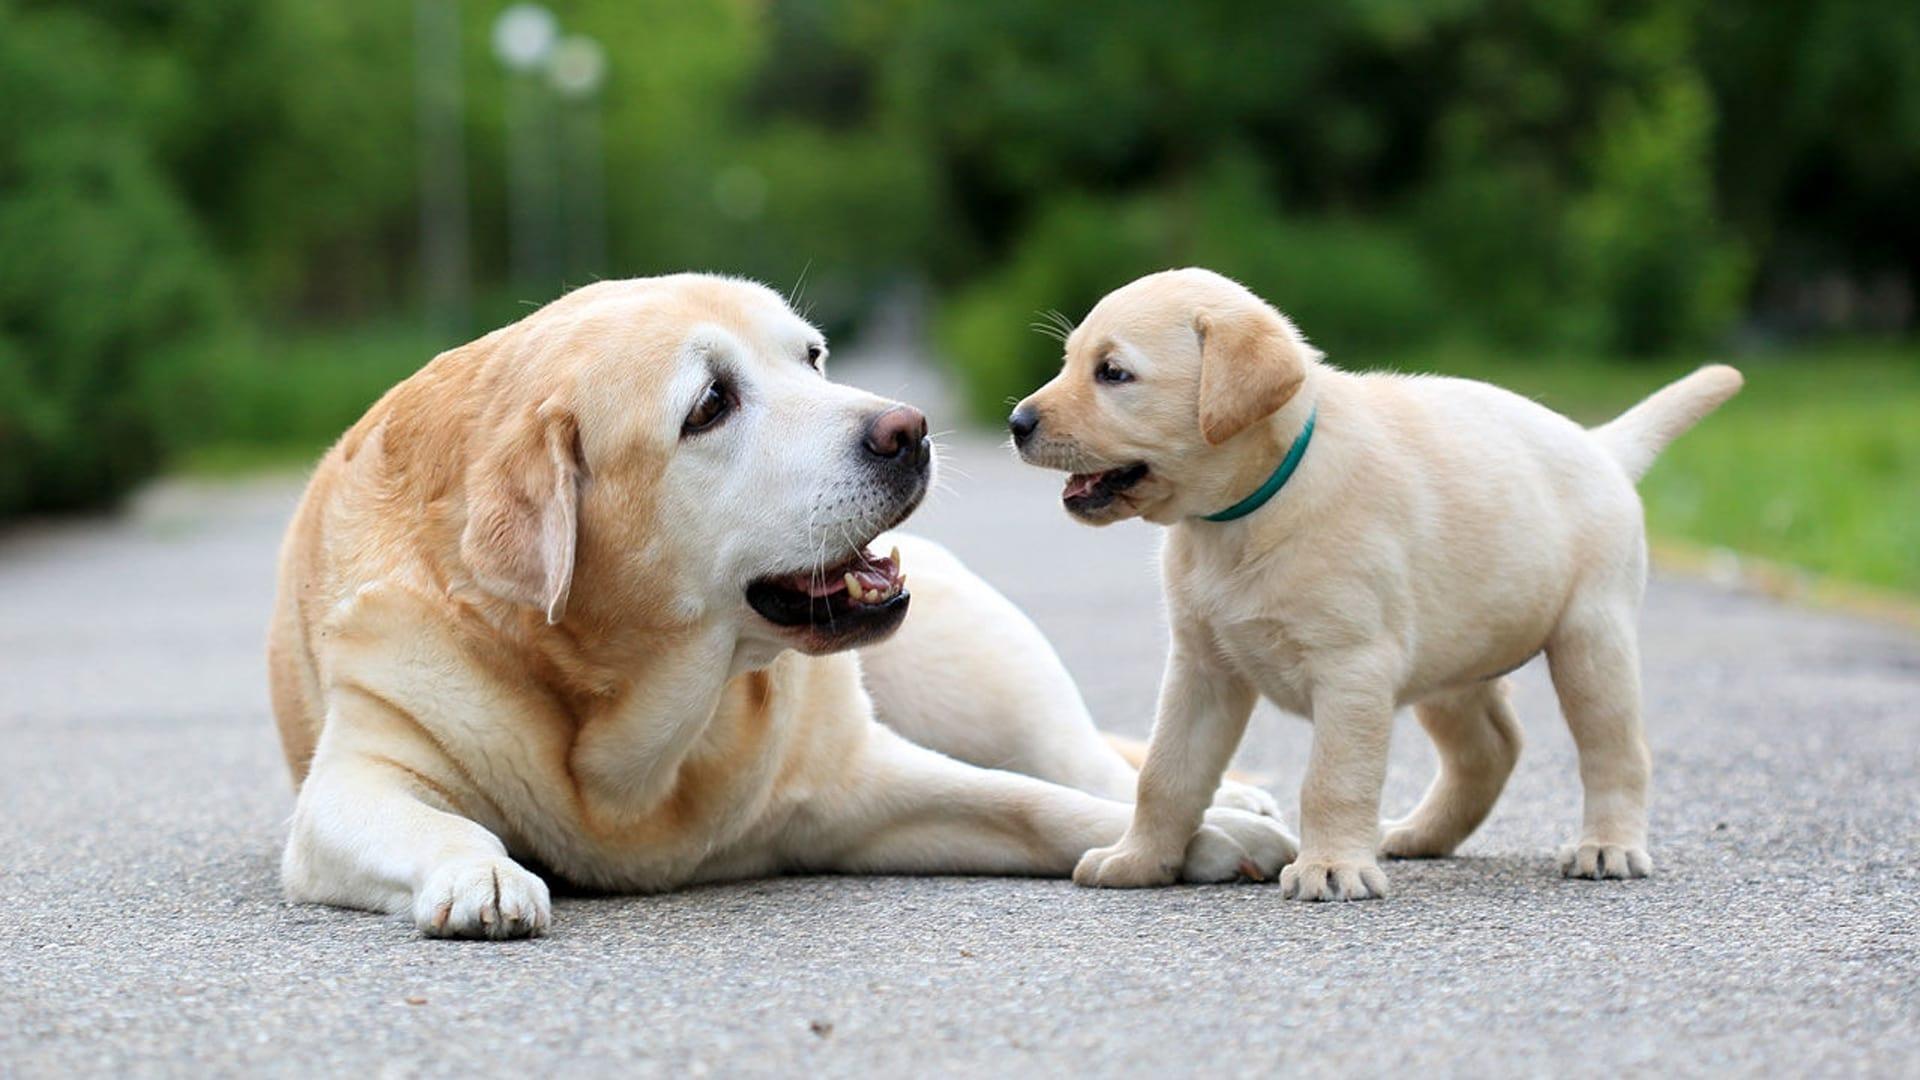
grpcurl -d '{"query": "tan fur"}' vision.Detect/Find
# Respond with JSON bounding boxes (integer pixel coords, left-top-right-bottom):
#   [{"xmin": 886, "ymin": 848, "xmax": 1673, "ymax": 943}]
[
  {"xmin": 270, "ymin": 274, "xmax": 1297, "ymax": 937},
  {"xmin": 1013, "ymin": 267, "xmax": 1741, "ymax": 899}
]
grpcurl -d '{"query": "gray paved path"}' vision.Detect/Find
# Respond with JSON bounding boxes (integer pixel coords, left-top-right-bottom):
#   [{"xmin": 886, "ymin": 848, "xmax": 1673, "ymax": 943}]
[{"xmin": 2, "ymin": 351, "xmax": 1916, "ymax": 1077}]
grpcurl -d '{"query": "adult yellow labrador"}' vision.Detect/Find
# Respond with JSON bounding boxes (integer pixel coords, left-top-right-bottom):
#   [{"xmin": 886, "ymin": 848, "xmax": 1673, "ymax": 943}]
[
  {"xmin": 268, "ymin": 274, "xmax": 1293, "ymax": 938},
  {"xmin": 1010, "ymin": 268, "xmax": 1741, "ymax": 901}
]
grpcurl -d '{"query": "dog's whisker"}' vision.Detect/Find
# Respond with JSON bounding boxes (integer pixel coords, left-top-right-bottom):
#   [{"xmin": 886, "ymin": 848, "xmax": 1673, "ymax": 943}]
[{"xmin": 787, "ymin": 258, "xmax": 813, "ymax": 308}]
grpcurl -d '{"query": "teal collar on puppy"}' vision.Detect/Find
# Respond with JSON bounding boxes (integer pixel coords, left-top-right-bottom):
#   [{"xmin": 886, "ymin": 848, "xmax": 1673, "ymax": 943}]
[{"xmin": 1199, "ymin": 407, "xmax": 1317, "ymax": 523}]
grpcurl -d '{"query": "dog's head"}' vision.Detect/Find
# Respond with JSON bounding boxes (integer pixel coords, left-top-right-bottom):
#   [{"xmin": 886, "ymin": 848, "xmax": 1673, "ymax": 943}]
[
  {"xmin": 1008, "ymin": 268, "xmax": 1318, "ymax": 525},
  {"xmin": 457, "ymin": 275, "xmax": 929, "ymax": 657}
]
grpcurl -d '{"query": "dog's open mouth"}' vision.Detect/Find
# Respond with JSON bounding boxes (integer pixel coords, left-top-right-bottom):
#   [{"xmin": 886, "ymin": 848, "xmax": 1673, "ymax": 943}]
[
  {"xmin": 745, "ymin": 545, "xmax": 909, "ymax": 631},
  {"xmin": 1062, "ymin": 463, "xmax": 1149, "ymax": 513}
]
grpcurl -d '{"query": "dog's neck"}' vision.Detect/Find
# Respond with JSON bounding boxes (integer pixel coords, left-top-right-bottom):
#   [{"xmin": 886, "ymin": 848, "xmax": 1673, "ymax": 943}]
[{"xmin": 1182, "ymin": 367, "xmax": 1325, "ymax": 525}]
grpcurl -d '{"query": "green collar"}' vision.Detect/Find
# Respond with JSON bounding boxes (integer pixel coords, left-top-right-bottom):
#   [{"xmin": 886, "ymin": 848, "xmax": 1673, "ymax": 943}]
[{"xmin": 1199, "ymin": 407, "xmax": 1317, "ymax": 523}]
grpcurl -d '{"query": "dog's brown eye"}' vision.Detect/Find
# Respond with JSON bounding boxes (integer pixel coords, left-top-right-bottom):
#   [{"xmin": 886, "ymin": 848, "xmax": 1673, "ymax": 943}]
[
  {"xmin": 806, "ymin": 343, "xmax": 824, "ymax": 369},
  {"xmin": 683, "ymin": 380, "xmax": 731, "ymax": 434},
  {"xmin": 1095, "ymin": 360, "xmax": 1133, "ymax": 384}
]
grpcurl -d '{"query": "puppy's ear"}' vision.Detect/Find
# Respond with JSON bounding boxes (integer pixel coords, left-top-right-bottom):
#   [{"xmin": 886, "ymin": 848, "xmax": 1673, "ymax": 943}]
[
  {"xmin": 461, "ymin": 396, "xmax": 582, "ymax": 624},
  {"xmin": 1194, "ymin": 306, "xmax": 1309, "ymax": 446}
]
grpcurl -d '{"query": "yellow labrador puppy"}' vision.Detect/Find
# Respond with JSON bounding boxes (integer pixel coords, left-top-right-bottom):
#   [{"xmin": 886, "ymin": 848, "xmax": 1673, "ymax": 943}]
[
  {"xmin": 1010, "ymin": 267, "xmax": 1742, "ymax": 901},
  {"xmin": 269, "ymin": 274, "xmax": 1293, "ymax": 938}
]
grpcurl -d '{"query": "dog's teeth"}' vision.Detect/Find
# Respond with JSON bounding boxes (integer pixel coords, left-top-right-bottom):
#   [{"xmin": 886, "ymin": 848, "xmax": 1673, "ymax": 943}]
[
  {"xmin": 844, "ymin": 573, "xmax": 863, "ymax": 601},
  {"xmin": 890, "ymin": 546, "xmax": 901, "ymax": 571}
]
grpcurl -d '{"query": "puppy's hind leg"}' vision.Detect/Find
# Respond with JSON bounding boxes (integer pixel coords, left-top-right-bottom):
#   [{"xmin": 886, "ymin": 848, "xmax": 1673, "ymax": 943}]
[
  {"xmin": 1380, "ymin": 679, "xmax": 1523, "ymax": 858},
  {"xmin": 1546, "ymin": 601, "xmax": 1653, "ymax": 880}
]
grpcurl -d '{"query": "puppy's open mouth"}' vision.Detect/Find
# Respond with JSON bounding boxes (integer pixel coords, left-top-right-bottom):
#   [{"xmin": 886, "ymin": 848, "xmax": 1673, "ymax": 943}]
[
  {"xmin": 745, "ymin": 545, "xmax": 909, "ymax": 632},
  {"xmin": 1062, "ymin": 463, "xmax": 1149, "ymax": 514}
]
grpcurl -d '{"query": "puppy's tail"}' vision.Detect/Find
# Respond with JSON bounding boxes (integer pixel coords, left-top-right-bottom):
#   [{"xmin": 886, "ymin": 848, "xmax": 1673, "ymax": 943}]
[{"xmin": 1591, "ymin": 365, "xmax": 1743, "ymax": 482}]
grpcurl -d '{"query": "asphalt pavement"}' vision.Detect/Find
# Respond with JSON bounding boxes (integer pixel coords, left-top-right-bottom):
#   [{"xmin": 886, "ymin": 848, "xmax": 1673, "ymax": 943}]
[{"xmin": 2, "ymin": 350, "xmax": 1916, "ymax": 1077}]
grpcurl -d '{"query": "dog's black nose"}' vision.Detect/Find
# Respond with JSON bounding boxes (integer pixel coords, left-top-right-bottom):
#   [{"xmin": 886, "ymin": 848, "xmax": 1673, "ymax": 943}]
[
  {"xmin": 1008, "ymin": 404, "xmax": 1039, "ymax": 445},
  {"xmin": 863, "ymin": 405, "xmax": 929, "ymax": 467}
]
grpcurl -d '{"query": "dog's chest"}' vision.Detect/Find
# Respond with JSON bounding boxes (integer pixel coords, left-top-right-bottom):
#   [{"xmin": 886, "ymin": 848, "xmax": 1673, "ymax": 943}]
[{"xmin": 1207, "ymin": 615, "xmax": 1314, "ymax": 716}]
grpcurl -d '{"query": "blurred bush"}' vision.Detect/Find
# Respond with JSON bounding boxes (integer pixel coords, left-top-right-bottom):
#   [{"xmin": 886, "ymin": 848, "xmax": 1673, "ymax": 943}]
[
  {"xmin": 1, "ymin": 0, "xmax": 1916, "ymax": 512},
  {"xmin": 908, "ymin": 0, "xmax": 1777, "ymax": 412},
  {"xmin": 0, "ymin": 5, "xmax": 235, "ymax": 515}
]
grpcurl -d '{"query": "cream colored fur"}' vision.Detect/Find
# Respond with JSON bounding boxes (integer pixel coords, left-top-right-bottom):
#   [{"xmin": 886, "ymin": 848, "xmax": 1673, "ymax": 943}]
[
  {"xmin": 1012, "ymin": 267, "xmax": 1742, "ymax": 900},
  {"xmin": 269, "ymin": 274, "xmax": 1295, "ymax": 938}
]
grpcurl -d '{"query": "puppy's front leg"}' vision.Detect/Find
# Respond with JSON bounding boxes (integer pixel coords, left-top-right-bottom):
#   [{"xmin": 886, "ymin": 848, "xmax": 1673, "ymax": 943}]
[
  {"xmin": 1282, "ymin": 686, "xmax": 1394, "ymax": 901},
  {"xmin": 282, "ymin": 691, "xmax": 551, "ymax": 939},
  {"xmin": 1075, "ymin": 638, "xmax": 1291, "ymax": 887},
  {"xmin": 787, "ymin": 726, "xmax": 1292, "ymax": 883}
]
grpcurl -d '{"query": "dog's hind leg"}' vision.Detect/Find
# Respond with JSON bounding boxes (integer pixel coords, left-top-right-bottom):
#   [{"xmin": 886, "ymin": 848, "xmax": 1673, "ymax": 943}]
[
  {"xmin": 856, "ymin": 535, "xmax": 1139, "ymax": 800},
  {"xmin": 1380, "ymin": 679, "xmax": 1523, "ymax": 858},
  {"xmin": 858, "ymin": 534, "xmax": 1282, "ymax": 819},
  {"xmin": 779, "ymin": 724, "xmax": 1294, "ymax": 885},
  {"xmin": 1545, "ymin": 599, "xmax": 1653, "ymax": 879}
]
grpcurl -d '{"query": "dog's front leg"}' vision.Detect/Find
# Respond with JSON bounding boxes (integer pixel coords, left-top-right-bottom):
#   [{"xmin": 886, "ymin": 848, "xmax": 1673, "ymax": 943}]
[
  {"xmin": 785, "ymin": 725, "xmax": 1292, "ymax": 883},
  {"xmin": 282, "ymin": 690, "xmax": 551, "ymax": 939},
  {"xmin": 1282, "ymin": 685, "xmax": 1394, "ymax": 901},
  {"xmin": 1074, "ymin": 637, "xmax": 1293, "ymax": 887}
]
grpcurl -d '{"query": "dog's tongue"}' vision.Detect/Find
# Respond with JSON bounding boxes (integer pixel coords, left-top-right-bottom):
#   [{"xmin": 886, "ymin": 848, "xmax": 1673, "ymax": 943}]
[{"xmin": 1064, "ymin": 472, "xmax": 1102, "ymax": 500}]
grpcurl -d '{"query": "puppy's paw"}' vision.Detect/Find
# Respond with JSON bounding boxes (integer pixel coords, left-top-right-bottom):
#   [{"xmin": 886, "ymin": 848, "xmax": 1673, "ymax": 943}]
[
  {"xmin": 1211, "ymin": 779, "xmax": 1284, "ymax": 820},
  {"xmin": 1073, "ymin": 838, "xmax": 1182, "ymax": 889},
  {"xmin": 1378, "ymin": 818, "xmax": 1460, "ymax": 860},
  {"xmin": 414, "ymin": 856, "xmax": 552, "ymax": 939},
  {"xmin": 1558, "ymin": 842, "xmax": 1652, "ymax": 880},
  {"xmin": 1280, "ymin": 854, "xmax": 1389, "ymax": 901},
  {"xmin": 1186, "ymin": 807, "xmax": 1296, "ymax": 883}
]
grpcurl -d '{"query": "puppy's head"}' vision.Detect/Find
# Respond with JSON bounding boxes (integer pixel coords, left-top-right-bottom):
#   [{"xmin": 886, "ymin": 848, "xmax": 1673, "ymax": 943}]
[
  {"xmin": 458, "ymin": 274, "xmax": 930, "ymax": 657},
  {"xmin": 1009, "ymin": 268, "xmax": 1316, "ymax": 525}
]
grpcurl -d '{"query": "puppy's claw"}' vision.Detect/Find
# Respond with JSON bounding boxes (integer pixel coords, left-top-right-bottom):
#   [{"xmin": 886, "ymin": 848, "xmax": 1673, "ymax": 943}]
[
  {"xmin": 1559, "ymin": 842, "xmax": 1653, "ymax": 880},
  {"xmin": 1280, "ymin": 855, "xmax": 1389, "ymax": 901}
]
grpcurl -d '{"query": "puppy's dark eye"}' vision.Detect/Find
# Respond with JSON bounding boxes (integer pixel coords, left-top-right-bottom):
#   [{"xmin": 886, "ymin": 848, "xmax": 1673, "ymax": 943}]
[
  {"xmin": 683, "ymin": 380, "xmax": 731, "ymax": 434},
  {"xmin": 1095, "ymin": 359, "xmax": 1134, "ymax": 384},
  {"xmin": 805, "ymin": 343, "xmax": 824, "ymax": 369}
]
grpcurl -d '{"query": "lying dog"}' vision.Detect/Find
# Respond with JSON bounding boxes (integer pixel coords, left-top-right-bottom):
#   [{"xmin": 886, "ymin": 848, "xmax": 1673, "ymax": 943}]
[
  {"xmin": 268, "ymin": 274, "xmax": 1294, "ymax": 937},
  {"xmin": 1010, "ymin": 267, "xmax": 1741, "ymax": 900}
]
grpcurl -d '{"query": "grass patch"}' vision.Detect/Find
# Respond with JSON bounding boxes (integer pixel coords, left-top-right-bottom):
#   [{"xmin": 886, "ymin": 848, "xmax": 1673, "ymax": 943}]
[{"xmin": 1373, "ymin": 342, "xmax": 1920, "ymax": 594}]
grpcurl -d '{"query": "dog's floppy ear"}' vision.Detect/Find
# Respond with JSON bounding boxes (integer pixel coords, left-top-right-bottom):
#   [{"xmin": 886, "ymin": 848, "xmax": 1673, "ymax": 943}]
[
  {"xmin": 1194, "ymin": 305, "xmax": 1309, "ymax": 446},
  {"xmin": 461, "ymin": 395, "xmax": 582, "ymax": 624}
]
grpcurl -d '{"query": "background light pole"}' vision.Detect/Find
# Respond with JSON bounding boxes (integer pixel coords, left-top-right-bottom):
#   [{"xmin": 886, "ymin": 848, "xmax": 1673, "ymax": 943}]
[
  {"xmin": 413, "ymin": 0, "xmax": 471, "ymax": 337},
  {"xmin": 550, "ymin": 34, "xmax": 608, "ymax": 283},
  {"xmin": 493, "ymin": 4, "xmax": 561, "ymax": 296}
]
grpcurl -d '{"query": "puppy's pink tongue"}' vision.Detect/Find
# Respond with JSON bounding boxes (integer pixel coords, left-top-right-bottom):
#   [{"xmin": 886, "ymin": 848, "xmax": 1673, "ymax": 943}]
[{"xmin": 1064, "ymin": 473, "xmax": 1100, "ymax": 500}]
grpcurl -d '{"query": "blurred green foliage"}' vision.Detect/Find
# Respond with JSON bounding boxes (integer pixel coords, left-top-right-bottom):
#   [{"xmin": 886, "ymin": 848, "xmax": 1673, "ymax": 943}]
[
  {"xmin": 0, "ymin": 3, "xmax": 236, "ymax": 513},
  {"xmin": 1, "ymin": 0, "xmax": 1916, "ymax": 517}
]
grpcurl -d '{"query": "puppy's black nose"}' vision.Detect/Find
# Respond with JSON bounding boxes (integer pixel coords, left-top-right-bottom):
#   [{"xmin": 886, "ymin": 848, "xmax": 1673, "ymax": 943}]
[
  {"xmin": 863, "ymin": 404, "xmax": 929, "ymax": 467},
  {"xmin": 1008, "ymin": 404, "xmax": 1039, "ymax": 445}
]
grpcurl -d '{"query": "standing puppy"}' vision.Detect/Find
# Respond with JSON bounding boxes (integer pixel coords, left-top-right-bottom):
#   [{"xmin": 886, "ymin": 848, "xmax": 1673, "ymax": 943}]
[{"xmin": 1010, "ymin": 267, "xmax": 1741, "ymax": 900}]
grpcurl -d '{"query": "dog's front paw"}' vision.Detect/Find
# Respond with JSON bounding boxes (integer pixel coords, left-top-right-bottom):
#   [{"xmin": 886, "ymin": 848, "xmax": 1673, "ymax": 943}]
[
  {"xmin": 414, "ymin": 856, "xmax": 552, "ymax": 939},
  {"xmin": 1186, "ymin": 807, "xmax": 1296, "ymax": 883},
  {"xmin": 1211, "ymin": 779, "xmax": 1284, "ymax": 820},
  {"xmin": 1280, "ymin": 854, "xmax": 1389, "ymax": 901},
  {"xmin": 1559, "ymin": 842, "xmax": 1652, "ymax": 880},
  {"xmin": 1073, "ymin": 837, "xmax": 1182, "ymax": 888}
]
